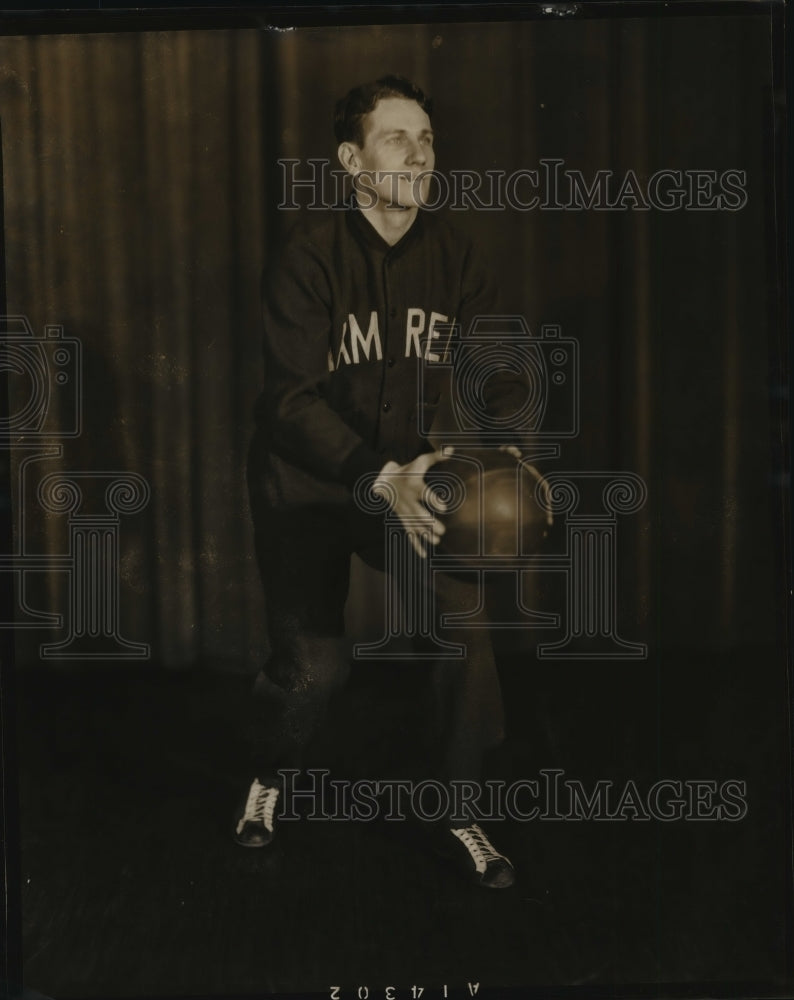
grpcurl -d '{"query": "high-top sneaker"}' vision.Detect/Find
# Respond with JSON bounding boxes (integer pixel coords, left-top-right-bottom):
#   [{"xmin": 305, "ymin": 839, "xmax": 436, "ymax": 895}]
[
  {"xmin": 443, "ymin": 823, "xmax": 516, "ymax": 889},
  {"xmin": 234, "ymin": 778, "xmax": 280, "ymax": 848}
]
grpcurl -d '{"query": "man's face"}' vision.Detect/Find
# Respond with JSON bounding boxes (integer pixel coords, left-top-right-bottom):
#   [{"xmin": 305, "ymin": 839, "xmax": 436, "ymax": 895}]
[{"xmin": 351, "ymin": 96, "xmax": 435, "ymax": 210}]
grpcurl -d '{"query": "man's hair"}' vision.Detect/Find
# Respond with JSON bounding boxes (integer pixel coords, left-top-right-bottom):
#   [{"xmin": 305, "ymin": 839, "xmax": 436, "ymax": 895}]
[{"xmin": 334, "ymin": 75, "xmax": 433, "ymax": 147}]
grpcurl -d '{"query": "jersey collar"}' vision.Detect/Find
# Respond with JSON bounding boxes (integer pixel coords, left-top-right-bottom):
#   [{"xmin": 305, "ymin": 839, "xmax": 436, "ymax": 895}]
[{"xmin": 347, "ymin": 196, "xmax": 425, "ymax": 258}]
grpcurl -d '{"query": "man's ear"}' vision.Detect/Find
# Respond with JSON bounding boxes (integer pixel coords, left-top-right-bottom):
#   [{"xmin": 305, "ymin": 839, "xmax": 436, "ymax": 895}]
[{"xmin": 337, "ymin": 141, "xmax": 361, "ymax": 176}]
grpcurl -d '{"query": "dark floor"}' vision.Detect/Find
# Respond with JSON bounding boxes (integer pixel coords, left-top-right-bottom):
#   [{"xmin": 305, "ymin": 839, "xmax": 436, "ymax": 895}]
[{"xmin": 8, "ymin": 646, "xmax": 793, "ymax": 999}]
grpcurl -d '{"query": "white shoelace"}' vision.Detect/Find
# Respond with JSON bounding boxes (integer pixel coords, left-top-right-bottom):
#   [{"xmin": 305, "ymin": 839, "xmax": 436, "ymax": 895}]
[
  {"xmin": 450, "ymin": 823, "xmax": 509, "ymax": 874},
  {"xmin": 237, "ymin": 779, "xmax": 280, "ymax": 835}
]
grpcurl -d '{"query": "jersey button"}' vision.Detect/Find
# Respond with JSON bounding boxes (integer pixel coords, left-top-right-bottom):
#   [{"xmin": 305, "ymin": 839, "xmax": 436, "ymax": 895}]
[
  {"xmin": 389, "ymin": 307, "xmax": 397, "ymax": 319},
  {"xmin": 387, "ymin": 357, "xmax": 395, "ymax": 367},
  {"xmin": 382, "ymin": 401, "xmax": 392, "ymax": 413}
]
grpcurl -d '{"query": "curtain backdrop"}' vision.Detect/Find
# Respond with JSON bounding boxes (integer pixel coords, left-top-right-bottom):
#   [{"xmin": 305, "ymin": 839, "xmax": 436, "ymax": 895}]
[{"xmin": 0, "ymin": 15, "xmax": 784, "ymax": 669}]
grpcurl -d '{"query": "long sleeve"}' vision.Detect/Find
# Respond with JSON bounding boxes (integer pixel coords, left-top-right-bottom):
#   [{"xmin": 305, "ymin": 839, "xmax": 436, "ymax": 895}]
[
  {"xmin": 457, "ymin": 240, "xmax": 532, "ymax": 446},
  {"xmin": 258, "ymin": 234, "xmax": 386, "ymax": 489}
]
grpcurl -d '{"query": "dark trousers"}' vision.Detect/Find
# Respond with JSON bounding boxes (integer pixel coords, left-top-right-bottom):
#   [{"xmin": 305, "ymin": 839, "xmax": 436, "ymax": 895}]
[{"xmin": 246, "ymin": 462, "xmax": 505, "ymax": 808}]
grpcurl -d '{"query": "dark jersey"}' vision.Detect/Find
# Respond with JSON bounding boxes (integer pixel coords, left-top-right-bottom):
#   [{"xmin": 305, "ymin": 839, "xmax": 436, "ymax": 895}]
[{"xmin": 252, "ymin": 204, "xmax": 526, "ymax": 508}]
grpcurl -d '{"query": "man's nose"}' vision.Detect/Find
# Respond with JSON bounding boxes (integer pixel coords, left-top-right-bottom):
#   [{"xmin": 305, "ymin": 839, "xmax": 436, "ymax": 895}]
[{"xmin": 406, "ymin": 139, "xmax": 427, "ymax": 165}]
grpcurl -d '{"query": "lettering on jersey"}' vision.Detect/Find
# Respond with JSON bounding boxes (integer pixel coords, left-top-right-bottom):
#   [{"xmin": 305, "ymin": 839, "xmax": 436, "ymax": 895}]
[
  {"xmin": 334, "ymin": 329, "xmax": 352, "ymax": 369},
  {"xmin": 405, "ymin": 308, "xmax": 426, "ymax": 359},
  {"xmin": 404, "ymin": 309, "xmax": 451, "ymax": 362},
  {"xmin": 331, "ymin": 308, "xmax": 451, "ymax": 370},
  {"xmin": 426, "ymin": 311, "xmax": 450, "ymax": 362},
  {"xmin": 334, "ymin": 311, "xmax": 383, "ymax": 369},
  {"xmin": 349, "ymin": 311, "xmax": 382, "ymax": 364}
]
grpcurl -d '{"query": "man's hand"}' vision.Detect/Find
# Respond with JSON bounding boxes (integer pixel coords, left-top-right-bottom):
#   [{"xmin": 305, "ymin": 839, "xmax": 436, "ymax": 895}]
[{"xmin": 372, "ymin": 449, "xmax": 452, "ymax": 558}]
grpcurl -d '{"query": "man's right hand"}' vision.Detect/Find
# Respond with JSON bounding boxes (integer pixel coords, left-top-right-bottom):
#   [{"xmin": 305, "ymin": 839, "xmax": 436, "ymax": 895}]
[{"xmin": 371, "ymin": 449, "xmax": 453, "ymax": 558}]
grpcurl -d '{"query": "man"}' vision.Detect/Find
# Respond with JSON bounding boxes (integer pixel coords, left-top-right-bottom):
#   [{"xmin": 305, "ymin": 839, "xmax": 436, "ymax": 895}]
[{"xmin": 237, "ymin": 76, "xmax": 531, "ymax": 889}]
